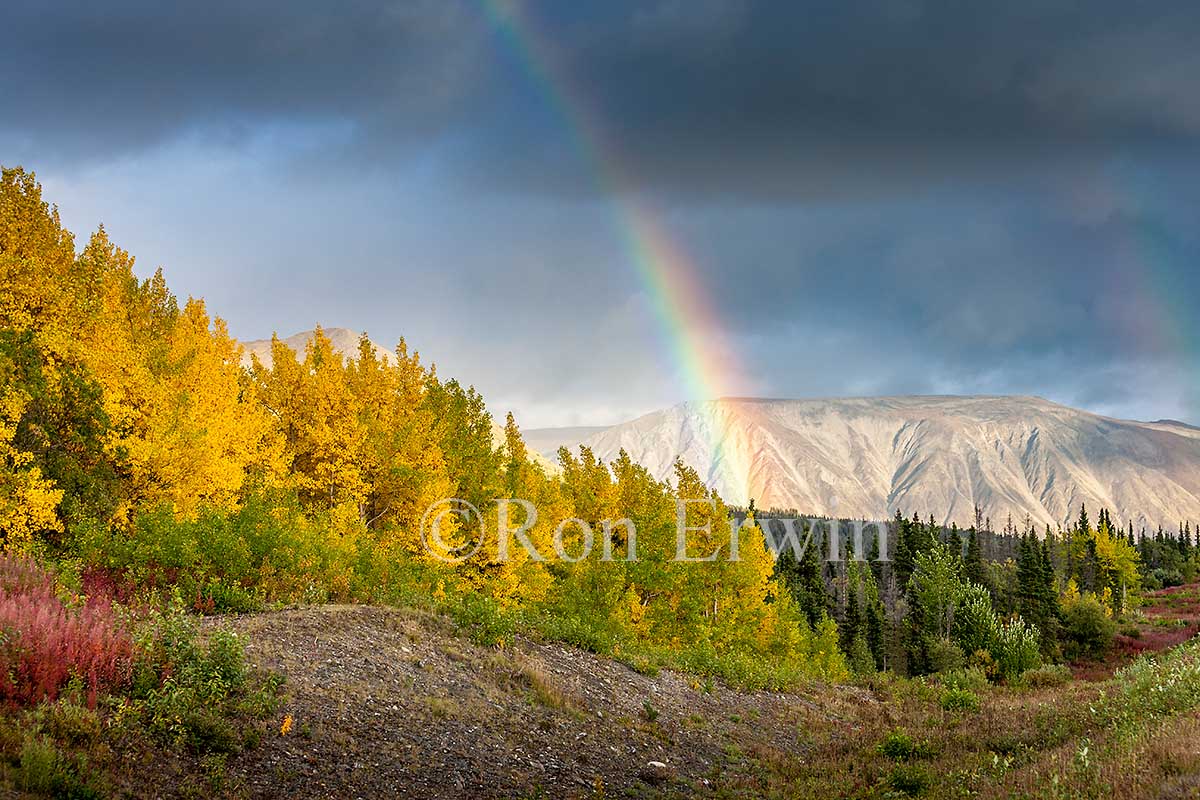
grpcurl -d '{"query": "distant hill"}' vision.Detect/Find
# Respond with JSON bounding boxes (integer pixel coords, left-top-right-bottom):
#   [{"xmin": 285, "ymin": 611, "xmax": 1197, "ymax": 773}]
[
  {"xmin": 523, "ymin": 426, "xmax": 611, "ymax": 461},
  {"xmin": 545, "ymin": 395, "xmax": 1200, "ymax": 530},
  {"xmin": 239, "ymin": 327, "xmax": 390, "ymax": 369}
]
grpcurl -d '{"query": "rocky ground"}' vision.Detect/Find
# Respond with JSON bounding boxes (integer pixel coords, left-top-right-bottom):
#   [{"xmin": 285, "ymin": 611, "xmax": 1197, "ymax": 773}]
[
  {"xmin": 159, "ymin": 584, "xmax": 1200, "ymax": 799},
  {"xmin": 205, "ymin": 605, "xmax": 864, "ymax": 799}
]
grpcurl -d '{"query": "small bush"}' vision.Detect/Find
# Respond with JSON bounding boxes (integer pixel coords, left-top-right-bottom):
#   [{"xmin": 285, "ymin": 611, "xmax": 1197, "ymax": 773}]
[
  {"xmin": 36, "ymin": 698, "xmax": 102, "ymax": 745},
  {"xmin": 75, "ymin": 493, "xmax": 360, "ymax": 606},
  {"xmin": 939, "ymin": 687, "xmax": 980, "ymax": 712},
  {"xmin": 126, "ymin": 600, "xmax": 278, "ymax": 753},
  {"xmin": 1105, "ymin": 638, "xmax": 1200, "ymax": 721},
  {"xmin": 1018, "ymin": 664, "xmax": 1073, "ymax": 688},
  {"xmin": 888, "ymin": 764, "xmax": 933, "ymax": 796},
  {"xmin": 992, "ymin": 618, "xmax": 1041, "ymax": 681},
  {"xmin": 13, "ymin": 733, "xmax": 101, "ymax": 798},
  {"xmin": 940, "ymin": 667, "xmax": 989, "ymax": 692},
  {"xmin": 534, "ymin": 611, "xmax": 622, "ymax": 654},
  {"xmin": 449, "ymin": 594, "xmax": 516, "ymax": 647},
  {"xmin": 878, "ymin": 728, "xmax": 935, "ymax": 762},
  {"xmin": 1063, "ymin": 594, "xmax": 1116, "ymax": 660},
  {"xmin": 0, "ymin": 554, "xmax": 133, "ymax": 708},
  {"xmin": 955, "ymin": 583, "xmax": 1000, "ymax": 655},
  {"xmin": 1118, "ymin": 623, "xmax": 1142, "ymax": 640},
  {"xmin": 925, "ymin": 637, "xmax": 966, "ymax": 674},
  {"xmin": 16, "ymin": 735, "xmax": 60, "ymax": 794}
]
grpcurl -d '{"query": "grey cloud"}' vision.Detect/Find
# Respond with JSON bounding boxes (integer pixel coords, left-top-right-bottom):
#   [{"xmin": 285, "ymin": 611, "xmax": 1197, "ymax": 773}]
[{"xmin": 7, "ymin": 1, "xmax": 1200, "ymax": 197}]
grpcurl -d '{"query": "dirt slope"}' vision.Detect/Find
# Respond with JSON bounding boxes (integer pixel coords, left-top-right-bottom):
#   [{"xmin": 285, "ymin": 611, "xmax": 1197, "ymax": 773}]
[{"xmin": 208, "ymin": 606, "xmax": 861, "ymax": 799}]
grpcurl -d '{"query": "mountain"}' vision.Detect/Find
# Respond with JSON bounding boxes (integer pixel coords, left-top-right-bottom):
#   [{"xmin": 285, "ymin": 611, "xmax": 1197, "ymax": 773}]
[
  {"xmin": 568, "ymin": 395, "xmax": 1200, "ymax": 530},
  {"xmin": 523, "ymin": 426, "xmax": 610, "ymax": 461},
  {"xmin": 239, "ymin": 327, "xmax": 390, "ymax": 369}
]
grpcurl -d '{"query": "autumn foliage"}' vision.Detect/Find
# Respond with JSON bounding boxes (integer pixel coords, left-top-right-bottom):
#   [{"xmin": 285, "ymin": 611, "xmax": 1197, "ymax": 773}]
[
  {"xmin": 0, "ymin": 554, "xmax": 133, "ymax": 707},
  {"xmin": 0, "ymin": 166, "xmax": 847, "ymax": 688}
]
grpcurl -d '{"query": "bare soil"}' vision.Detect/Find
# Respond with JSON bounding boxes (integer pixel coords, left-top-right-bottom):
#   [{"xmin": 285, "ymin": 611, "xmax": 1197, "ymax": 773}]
[{"xmin": 200, "ymin": 605, "xmax": 863, "ymax": 799}]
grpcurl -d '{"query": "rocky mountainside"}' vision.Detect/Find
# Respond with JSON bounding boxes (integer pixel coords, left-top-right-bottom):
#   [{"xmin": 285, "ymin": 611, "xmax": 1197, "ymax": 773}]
[{"xmin": 567, "ymin": 396, "xmax": 1200, "ymax": 530}]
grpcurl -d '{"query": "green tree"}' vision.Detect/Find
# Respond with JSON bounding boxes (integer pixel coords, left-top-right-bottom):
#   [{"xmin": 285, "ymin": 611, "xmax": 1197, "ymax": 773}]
[{"xmin": 774, "ymin": 521, "xmax": 831, "ymax": 629}]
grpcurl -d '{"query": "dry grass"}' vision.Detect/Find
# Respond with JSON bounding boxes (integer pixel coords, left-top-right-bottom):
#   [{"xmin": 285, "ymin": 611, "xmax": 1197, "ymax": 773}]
[
  {"xmin": 481, "ymin": 650, "xmax": 585, "ymax": 714},
  {"xmin": 703, "ymin": 664, "xmax": 1200, "ymax": 799},
  {"xmin": 513, "ymin": 654, "xmax": 584, "ymax": 713}
]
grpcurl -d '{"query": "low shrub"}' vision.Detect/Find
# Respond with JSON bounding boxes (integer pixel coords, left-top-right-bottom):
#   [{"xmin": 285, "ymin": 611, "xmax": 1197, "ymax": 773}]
[
  {"xmin": 34, "ymin": 697, "xmax": 103, "ymax": 746},
  {"xmin": 448, "ymin": 593, "xmax": 517, "ymax": 647},
  {"xmin": 75, "ymin": 493, "xmax": 361, "ymax": 607},
  {"xmin": 13, "ymin": 733, "xmax": 100, "ymax": 799},
  {"xmin": 1062, "ymin": 594, "xmax": 1116, "ymax": 660},
  {"xmin": 1018, "ymin": 664, "xmax": 1073, "ymax": 688},
  {"xmin": 940, "ymin": 667, "xmax": 989, "ymax": 692},
  {"xmin": 888, "ymin": 764, "xmax": 933, "ymax": 796},
  {"xmin": 0, "ymin": 554, "xmax": 133, "ymax": 708},
  {"xmin": 939, "ymin": 687, "xmax": 980, "ymax": 712},
  {"xmin": 1118, "ymin": 623, "xmax": 1142, "ymax": 640},
  {"xmin": 878, "ymin": 728, "xmax": 935, "ymax": 762},
  {"xmin": 533, "ymin": 611, "xmax": 624, "ymax": 654},
  {"xmin": 124, "ymin": 599, "xmax": 281, "ymax": 753},
  {"xmin": 925, "ymin": 637, "xmax": 966, "ymax": 674},
  {"xmin": 992, "ymin": 618, "xmax": 1041, "ymax": 681},
  {"xmin": 1105, "ymin": 637, "xmax": 1200, "ymax": 722}
]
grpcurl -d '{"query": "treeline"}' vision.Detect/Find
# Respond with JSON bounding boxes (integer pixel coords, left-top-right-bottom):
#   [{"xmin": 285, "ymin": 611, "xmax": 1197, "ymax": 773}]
[
  {"xmin": 754, "ymin": 503, "xmax": 1150, "ymax": 677},
  {"xmin": 0, "ymin": 166, "xmax": 844, "ymax": 688}
]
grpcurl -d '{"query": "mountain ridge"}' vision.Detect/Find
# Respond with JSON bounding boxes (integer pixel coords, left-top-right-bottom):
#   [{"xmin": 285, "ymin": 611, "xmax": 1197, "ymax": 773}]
[
  {"xmin": 563, "ymin": 395, "xmax": 1200, "ymax": 530},
  {"xmin": 239, "ymin": 327, "xmax": 391, "ymax": 370}
]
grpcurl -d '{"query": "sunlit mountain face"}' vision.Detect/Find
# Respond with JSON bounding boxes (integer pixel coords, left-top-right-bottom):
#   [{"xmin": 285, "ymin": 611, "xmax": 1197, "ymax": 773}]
[{"xmin": 531, "ymin": 396, "xmax": 1200, "ymax": 530}]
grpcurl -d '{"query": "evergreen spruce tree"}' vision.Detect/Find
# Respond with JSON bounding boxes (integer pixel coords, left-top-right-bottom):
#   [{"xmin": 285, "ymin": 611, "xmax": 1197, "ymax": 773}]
[
  {"xmin": 841, "ymin": 577, "xmax": 862, "ymax": 656},
  {"xmin": 773, "ymin": 522, "xmax": 831, "ymax": 628},
  {"xmin": 893, "ymin": 510, "xmax": 916, "ymax": 590},
  {"xmin": 1016, "ymin": 534, "xmax": 1040, "ymax": 622},
  {"xmin": 964, "ymin": 528, "xmax": 989, "ymax": 590},
  {"xmin": 866, "ymin": 596, "xmax": 886, "ymax": 671},
  {"xmin": 1037, "ymin": 538, "xmax": 1061, "ymax": 650}
]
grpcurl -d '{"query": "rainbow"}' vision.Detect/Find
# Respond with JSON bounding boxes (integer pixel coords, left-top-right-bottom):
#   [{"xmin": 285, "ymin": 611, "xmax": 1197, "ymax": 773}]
[
  {"xmin": 479, "ymin": 0, "xmax": 755, "ymax": 503},
  {"xmin": 1075, "ymin": 162, "xmax": 1197, "ymax": 423}
]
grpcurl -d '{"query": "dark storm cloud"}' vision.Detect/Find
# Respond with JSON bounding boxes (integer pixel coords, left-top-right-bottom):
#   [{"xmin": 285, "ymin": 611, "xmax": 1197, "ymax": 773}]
[
  {"xmin": 1, "ymin": 0, "xmax": 491, "ymax": 161},
  {"xmin": 6, "ymin": 0, "xmax": 1200, "ymax": 425},
  {"xmin": 554, "ymin": 0, "xmax": 1200, "ymax": 197},
  {"xmin": 6, "ymin": 0, "xmax": 1200, "ymax": 195}
]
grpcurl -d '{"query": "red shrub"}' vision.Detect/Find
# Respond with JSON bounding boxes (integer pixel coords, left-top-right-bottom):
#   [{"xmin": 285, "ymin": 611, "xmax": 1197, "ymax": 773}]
[
  {"xmin": 79, "ymin": 564, "xmax": 136, "ymax": 607},
  {"xmin": 0, "ymin": 554, "xmax": 133, "ymax": 708}
]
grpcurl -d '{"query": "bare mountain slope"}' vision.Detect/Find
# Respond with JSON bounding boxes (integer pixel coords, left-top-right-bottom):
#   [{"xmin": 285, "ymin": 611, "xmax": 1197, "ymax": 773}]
[
  {"xmin": 239, "ymin": 327, "xmax": 390, "ymax": 369},
  {"xmin": 524, "ymin": 426, "xmax": 610, "ymax": 460},
  {"xmin": 578, "ymin": 396, "xmax": 1200, "ymax": 530}
]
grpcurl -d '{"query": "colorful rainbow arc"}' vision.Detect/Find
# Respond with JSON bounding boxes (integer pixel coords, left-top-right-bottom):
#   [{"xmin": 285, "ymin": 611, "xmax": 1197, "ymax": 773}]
[
  {"xmin": 479, "ymin": 0, "xmax": 753, "ymax": 503},
  {"xmin": 1075, "ymin": 161, "xmax": 1198, "ymax": 424}
]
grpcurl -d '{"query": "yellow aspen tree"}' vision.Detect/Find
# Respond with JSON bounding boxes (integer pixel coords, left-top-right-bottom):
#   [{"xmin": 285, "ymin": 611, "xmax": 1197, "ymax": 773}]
[
  {"xmin": 457, "ymin": 413, "xmax": 557, "ymax": 606},
  {"xmin": 255, "ymin": 326, "xmax": 367, "ymax": 510},
  {"xmin": 145, "ymin": 298, "xmax": 279, "ymax": 514},
  {"xmin": 0, "ymin": 168, "xmax": 77, "ymax": 358},
  {"xmin": 0, "ymin": 387, "xmax": 63, "ymax": 551},
  {"xmin": 345, "ymin": 335, "xmax": 450, "ymax": 540}
]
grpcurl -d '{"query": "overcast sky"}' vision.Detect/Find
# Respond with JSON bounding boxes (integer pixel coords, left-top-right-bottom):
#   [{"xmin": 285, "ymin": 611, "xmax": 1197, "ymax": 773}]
[{"xmin": 5, "ymin": 0, "xmax": 1200, "ymax": 427}]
